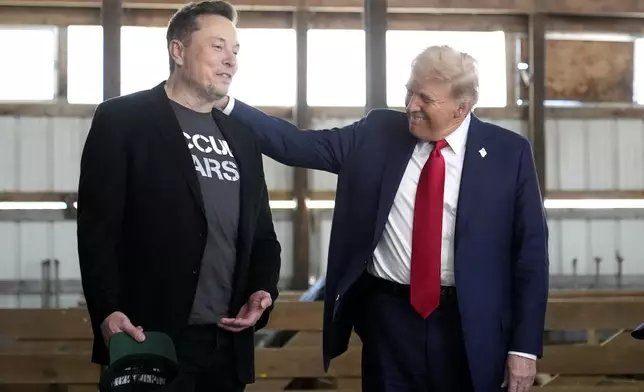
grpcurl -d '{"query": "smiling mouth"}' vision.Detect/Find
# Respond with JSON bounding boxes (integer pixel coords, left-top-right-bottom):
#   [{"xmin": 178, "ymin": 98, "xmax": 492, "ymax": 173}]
[{"xmin": 218, "ymin": 73, "xmax": 232, "ymax": 79}]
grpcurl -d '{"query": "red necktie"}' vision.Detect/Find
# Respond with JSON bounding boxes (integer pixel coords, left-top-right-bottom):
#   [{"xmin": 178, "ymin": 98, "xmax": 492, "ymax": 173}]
[{"xmin": 410, "ymin": 139, "xmax": 447, "ymax": 318}]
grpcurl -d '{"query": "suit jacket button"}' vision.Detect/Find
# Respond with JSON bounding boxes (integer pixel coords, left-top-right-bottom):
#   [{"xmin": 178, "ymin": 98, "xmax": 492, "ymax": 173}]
[{"xmin": 192, "ymin": 269, "xmax": 198, "ymax": 275}]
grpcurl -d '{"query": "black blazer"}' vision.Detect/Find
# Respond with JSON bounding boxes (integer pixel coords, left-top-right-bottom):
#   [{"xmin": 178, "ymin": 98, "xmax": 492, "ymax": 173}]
[{"xmin": 77, "ymin": 82, "xmax": 281, "ymax": 383}]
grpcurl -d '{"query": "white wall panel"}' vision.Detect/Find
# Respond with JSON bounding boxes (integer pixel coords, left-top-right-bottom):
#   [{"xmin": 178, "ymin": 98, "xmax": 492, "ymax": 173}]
[
  {"xmin": 484, "ymin": 117, "xmax": 527, "ymax": 137},
  {"xmin": 0, "ymin": 116, "xmax": 296, "ymax": 193},
  {"xmin": 547, "ymin": 118, "xmax": 644, "ymax": 191},
  {"xmin": 0, "ymin": 117, "xmax": 18, "ymax": 191},
  {"xmin": 0, "ymin": 221, "xmax": 79, "ymax": 281},
  {"xmin": 3, "ymin": 114, "xmax": 644, "ymax": 296},
  {"xmin": 0, "ymin": 218, "xmax": 296, "ymax": 283},
  {"xmin": 3, "ymin": 116, "xmax": 644, "ymax": 193},
  {"xmin": 262, "ymin": 155, "xmax": 293, "ymax": 191},
  {"xmin": 0, "ymin": 216, "xmax": 643, "ymax": 294},
  {"xmin": 313, "ymin": 216, "xmax": 644, "ymax": 289}
]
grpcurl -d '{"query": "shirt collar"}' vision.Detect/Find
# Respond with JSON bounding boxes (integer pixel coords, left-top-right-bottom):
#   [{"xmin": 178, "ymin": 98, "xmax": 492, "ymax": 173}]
[{"xmin": 444, "ymin": 113, "xmax": 471, "ymax": 156}]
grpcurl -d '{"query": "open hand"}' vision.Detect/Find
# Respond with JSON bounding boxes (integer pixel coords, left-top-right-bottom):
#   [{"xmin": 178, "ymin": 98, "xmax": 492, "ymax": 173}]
[
  {"xmin": 217, "ymin": 290, "xmax": 272, "ymax": 332},
  {"xmin": 101, "ymin": 311, "xmax": 145, "ymax": 346}
]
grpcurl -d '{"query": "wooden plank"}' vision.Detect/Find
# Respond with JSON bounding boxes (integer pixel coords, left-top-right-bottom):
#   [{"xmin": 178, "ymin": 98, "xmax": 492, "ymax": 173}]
[
  {"xmin": 364, "ymin": 0, "xmax": 387, "ymax": 111},
  {"xmin": 547, "ymin": 15, "xmax": 644, "ymax": 35},
  {"xmin": 4, "ymin": 102, "xmax": 644, "ymax": 119},
  {"xmin": 0, "ymin": 340, "xmax": 93, "ymax": 353},
  {"xmin": 1, "ymin": 297, "xmax": 644, "ymax": 339},
  {"xmin": 0, "ymin": 353, "xmax": 100, "ymax": 383},
  {"xmin": 290, "ymin": 8, "xmax": 311, "ymax": 291},
  {"xmin": 540, "ymin": 0, "xmax": 644, "ymax": 16},
  {"xmin": 0, "ymin": 5, "xmax": 528, "ymax": 31},
  {"xmin": 101, "ymin": 0, "xmax": 122, "ymax": 100},
  {"xmin": 0, "ymin": 386, "xmax": 97, "ymax": 392},
  {"xmin": 527, "ymin": 12, "xmax": 546, "ymax": 196},
  {"xmin": 2, "ymin": 3, "xmax": 643, "ymax": 33},
  {"xmin": 0, "ymin": 6, "xmax": 297, "ymax": 27},
  {"xmin": 1, "ymin": 0, "xmax": 644, "ymax": 16},
  {"xmin": 0, "ymin": 309, "xmax": 93, "ymax": 340},
  {"xmin": 546, "ymin": 297, "xmax": 644, "ymax": 330},
  {"xmin": 540, "ymin": 345, "xmax": 644, "ymax": 374},
  {"xmin": 1, "ymin": 347, "xmax": 644, "ymax": 386},
  {"xmin": 261, "ymin": 345, "xmax": 644, "ymax": 377}
]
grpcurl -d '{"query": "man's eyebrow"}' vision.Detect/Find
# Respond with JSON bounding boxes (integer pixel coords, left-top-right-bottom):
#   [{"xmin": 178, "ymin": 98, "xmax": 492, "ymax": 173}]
[
  {"xmin": 212, "ymin": 35, "xmax": 240, "ymax": 50},
  {"xmin": 405, "ymin": 84, "xmax": 435, "ymax": 101}
]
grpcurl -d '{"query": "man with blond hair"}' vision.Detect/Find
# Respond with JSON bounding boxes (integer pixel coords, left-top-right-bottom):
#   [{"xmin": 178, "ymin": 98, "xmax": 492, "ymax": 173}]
[{"xmin": 216, "ymin": 45, "xmax": 548, "ymax": 392}]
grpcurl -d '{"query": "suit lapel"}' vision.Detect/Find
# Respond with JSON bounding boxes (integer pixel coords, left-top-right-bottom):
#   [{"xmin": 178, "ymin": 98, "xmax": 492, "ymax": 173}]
[
  {"xmin": 148, "ymin": 83, "xmax": 205, "ymax": 215},
  {"xmin": 371, "ymin": 120, "xmax": 417, "ymax": 247},
  {"xmin": 454, "ymin": 115, "xmax": 489, "ymax": 248}
]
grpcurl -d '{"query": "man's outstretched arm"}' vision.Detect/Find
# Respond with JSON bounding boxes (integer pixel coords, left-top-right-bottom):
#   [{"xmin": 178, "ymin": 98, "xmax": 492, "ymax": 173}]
[{"xmin": 221, "ymin": 97, "xmax": 366, "ymax": 174}]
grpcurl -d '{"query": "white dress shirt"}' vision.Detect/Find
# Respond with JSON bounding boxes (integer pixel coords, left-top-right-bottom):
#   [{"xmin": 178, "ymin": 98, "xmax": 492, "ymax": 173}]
[
  {"xmin": 222, "ymin": 99, "xmax": 535, "ymax": 361},
  {"xmin": 368, "ymin": 115, "xmax": 470, "ymax": 286}
]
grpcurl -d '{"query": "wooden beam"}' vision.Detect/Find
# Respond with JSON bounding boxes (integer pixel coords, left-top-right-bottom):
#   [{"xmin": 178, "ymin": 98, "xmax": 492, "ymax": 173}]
[
  {"xmin": 101, "ymin": 0, "xmax": 122, "ymax": 100},
  {"xmin": 363, "ymin": 0, "xmax": 387, "ymax": 111},
  {"xmin": 290, "ymin": 7, "xmax": 310, "ymax": 290},
  {"xmin": 0, "ymin": 6, "xmax": 527, "ymax": 31},
  {"xmin": 7, "ymin": 103, "xmax": 644, "ymax": 119},
  {"xmin": 3, "ymin": 297, "xmax": 643, "ymax": 339},
  {"xmin": 2, "ymin": 0, "xmax": 644, "ymax": 15},
  {"xmin": 55, "ymin": 26, "xmax": 68, "ymax": 102},
  {"xmin": 528, "ymin": 13, "xmax": 546, "ymax": 196},
  {"xmin": 4, "ymin": 6, "xmax": 644, "ymax": 33},
  {"xmin": 505, "ymin": 33, "xmax": 520, "ymax": 107},
  {"xmin": 545, "ymin": 297, "xmax": 644, "ymax": 330},
  {"xmin": 546, "ymin": 15, "xmax": 644, "ymax": 35}
]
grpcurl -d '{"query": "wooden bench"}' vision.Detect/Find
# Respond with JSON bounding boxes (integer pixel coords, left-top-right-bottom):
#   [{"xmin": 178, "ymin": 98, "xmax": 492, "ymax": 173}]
[{"xmin": 1, "ymin": 292, "xmax": 644, "ymax": 391}]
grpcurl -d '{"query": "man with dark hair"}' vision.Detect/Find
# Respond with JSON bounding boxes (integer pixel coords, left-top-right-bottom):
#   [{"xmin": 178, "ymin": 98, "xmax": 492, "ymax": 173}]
[{"xmin": 77, "ymin": 2, "xmax": 281, "ymax": 391}]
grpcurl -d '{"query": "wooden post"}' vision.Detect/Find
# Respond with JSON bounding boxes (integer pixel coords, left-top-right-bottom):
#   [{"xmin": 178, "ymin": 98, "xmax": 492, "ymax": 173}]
[{"xmin": 101, "ymin": 0, "xmax": 122, "ymax": 100}]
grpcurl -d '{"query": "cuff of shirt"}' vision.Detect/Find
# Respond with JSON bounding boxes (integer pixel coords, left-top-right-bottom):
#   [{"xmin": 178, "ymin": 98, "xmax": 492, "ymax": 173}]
[
  {"xmin": 222, "ymin": 96, "xmax": 235, "ymax": 115},
  {"xmin": 508, "ymin": 351, "xmax": 537, "ymax": 361}
]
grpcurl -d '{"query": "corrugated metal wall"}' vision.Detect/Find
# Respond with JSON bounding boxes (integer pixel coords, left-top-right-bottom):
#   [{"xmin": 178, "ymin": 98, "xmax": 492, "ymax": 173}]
[{"xmin": 1, "ymin": 115, "xmax": 644, "ymax": 295}]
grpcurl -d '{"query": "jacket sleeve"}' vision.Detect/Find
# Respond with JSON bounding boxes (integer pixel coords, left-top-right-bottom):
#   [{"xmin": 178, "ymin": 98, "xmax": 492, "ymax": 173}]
[
  {"xmin": 510, "ymin": 139, "xmax": 549, "ymax": 358},
  {"xmin": 246, "ymin": 156, "xmax": 282, "ymax": 331},
  {"xmin": 77, "ymin": 103, "xmax": 126, "ymax": 332},
  {"xmin": 228, "ymin": 98, "xmax": 365, "ymax": 174}
]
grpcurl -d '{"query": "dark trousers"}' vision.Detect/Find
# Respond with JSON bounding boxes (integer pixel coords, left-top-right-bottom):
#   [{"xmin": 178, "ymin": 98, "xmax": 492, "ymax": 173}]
[
  {"xmin": 173, "ymin": 324, "xmax": 245, "ymax": 392},
  {"xmin": 352, "ymin": 274, "xmax": 474, "ymax": 392}
]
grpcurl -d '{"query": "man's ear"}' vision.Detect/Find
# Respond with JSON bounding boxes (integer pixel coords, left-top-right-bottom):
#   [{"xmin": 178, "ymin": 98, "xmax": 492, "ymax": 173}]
[
  {"xmin": 168, "ymin": 39, "xmax": 185, "ymax": 68},
  {"xmin": 454, "ymin": 101, "xmax": 468, "ymax": 118}
]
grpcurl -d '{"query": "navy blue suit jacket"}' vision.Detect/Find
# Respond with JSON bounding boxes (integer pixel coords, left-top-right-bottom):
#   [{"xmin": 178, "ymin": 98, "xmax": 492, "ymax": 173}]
[{"xmin": 228, "ymin": 100, "xmax": 549, "ymax": 390}]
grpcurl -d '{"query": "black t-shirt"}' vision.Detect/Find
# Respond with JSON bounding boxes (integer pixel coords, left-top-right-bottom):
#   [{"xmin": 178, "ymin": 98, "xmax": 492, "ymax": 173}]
[{"xmin": 170, "ymin": 100, "xmax": 240, "ymax": 324}]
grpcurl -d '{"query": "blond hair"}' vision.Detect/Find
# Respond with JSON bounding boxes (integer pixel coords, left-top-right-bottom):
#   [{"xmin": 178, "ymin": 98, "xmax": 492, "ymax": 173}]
[{"xmin": 410, "ymin": 45, "xmax": 479, "ymax": 109}]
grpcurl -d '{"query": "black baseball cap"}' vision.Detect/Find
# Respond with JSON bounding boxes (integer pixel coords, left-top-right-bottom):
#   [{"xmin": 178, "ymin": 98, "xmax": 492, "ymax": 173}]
[
  {"xmin": 632, "ymin": 322, "xmax": 644, "ymax": 340},
  {"xmin": 99, "ymin": 331, "xmax": 181, "ymax": 392}
]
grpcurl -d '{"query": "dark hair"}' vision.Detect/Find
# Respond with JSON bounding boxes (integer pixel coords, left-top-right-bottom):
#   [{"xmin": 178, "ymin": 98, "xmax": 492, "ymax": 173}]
[{"xmin": 166, "ymin": 1, "xmax": 238, "ymax": 72}]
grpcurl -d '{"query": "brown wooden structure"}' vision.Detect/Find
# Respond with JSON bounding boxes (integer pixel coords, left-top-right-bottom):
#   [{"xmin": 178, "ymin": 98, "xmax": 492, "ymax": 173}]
[{"xmin": 1, "ymin": 293, "xmax": 644, "ymax": 391}]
